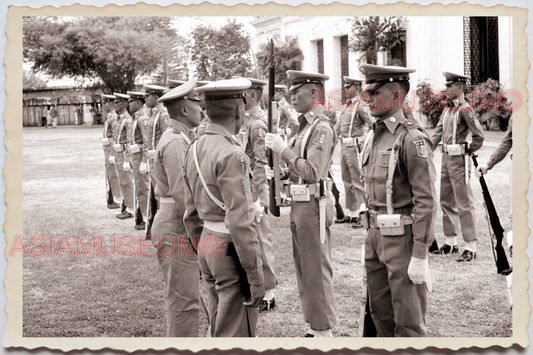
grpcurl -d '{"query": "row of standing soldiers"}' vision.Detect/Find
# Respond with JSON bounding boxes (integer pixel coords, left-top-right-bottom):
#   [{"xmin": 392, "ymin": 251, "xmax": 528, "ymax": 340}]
[{"xmin": 100, "ymin": 62, "xmax": 497, "ymax": 338}]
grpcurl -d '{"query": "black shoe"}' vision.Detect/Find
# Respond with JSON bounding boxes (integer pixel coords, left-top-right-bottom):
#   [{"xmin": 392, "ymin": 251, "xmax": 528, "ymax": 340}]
[
  {"xmin": 432, "ymin": 244, "xmax": 458, "ymax": 255},
  {"xmin": 457, "ymin": 250, "xmax": 476, "ymax": 262},
  {"xmin": 259, "ymin": 297, "xmax": 276, "ymax": 312},
  {"xmin": 335, "ymin": 216, "xmax": 351, "ymax": 224},
  {"xmin": 304, "ymin": 333, "xmax": 314, "ymax": 337},
  {"xmin": 135, "ymin": 222, "xmax": 146, "ymax": 230},
  {"xmin": 116, "ymin": 211, "xmax": 133, "ymax": 219},
  {"xmin": 351, "ymin": 216, "xmax": 363, "ymax": 229},
  {"xmin": 428, "ymin": 239, "xmax": 439, "ymax": 253},
  {"xmin": 107, "ymin": 202, "xmax": 120, "ymax": 209},
  {"xmin": 510, "ymin": 245, "xmax": 513, "ymax": 258}
]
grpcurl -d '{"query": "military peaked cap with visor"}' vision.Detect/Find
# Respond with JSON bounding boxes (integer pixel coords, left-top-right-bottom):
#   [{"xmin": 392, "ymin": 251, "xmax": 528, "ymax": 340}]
[
  {"xmin": 287, "ymin": 70, "xmax": 330, "ymax": 92},
  {"xmin": 359, "ymin": 64, "xmax": 416, "ymax": 92},
  {"xmin": 158, "ymin": 78, "xmax": 201, "ymax": 104}
]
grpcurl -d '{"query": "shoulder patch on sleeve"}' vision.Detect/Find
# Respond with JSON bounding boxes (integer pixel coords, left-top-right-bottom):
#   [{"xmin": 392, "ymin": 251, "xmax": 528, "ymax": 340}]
[
  {"xmin": 414, "ymin": 140, "xmax": 428, "ymax": 158},
  {"xmin": 317, "ymin": 129, "xmax": 328, "ymax": 143}
]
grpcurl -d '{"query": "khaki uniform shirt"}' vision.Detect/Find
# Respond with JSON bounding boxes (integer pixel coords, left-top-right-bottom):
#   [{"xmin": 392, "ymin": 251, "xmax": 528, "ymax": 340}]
[
  {"xmin": 147, "ymin": 103, "xmax": 170, "ymax": 151},
  {"xmin": 127, "ymin": 110, "xmax": 150, "ymax": 163},
  {"xmin": 431, "ymin": 100, "xmax": 484, "ymax": 153},
  {"xmin": 281, "ymin": 105, "xmax": 336, "ymax": 184},
  {"xmin": 238, "ymin": 106, "xmax": 268, "ymax": 203},
  {"xmin": 153, "ymin": 120, "xmax": 191, "ymax": 212},
  {"xmin": 335, "ymin": 96, "xmax": 374, "ymax": 138},
  {"xmin": 361, "ymin": 110, "xmax": 436, "ymax": 259},
  {"xmin": 183, "ymin": 123, "xmax": 264, "ymax": 287},
  {"xmin": 488, "ymin": 116, "xmax": 512, "ymax": 169}
]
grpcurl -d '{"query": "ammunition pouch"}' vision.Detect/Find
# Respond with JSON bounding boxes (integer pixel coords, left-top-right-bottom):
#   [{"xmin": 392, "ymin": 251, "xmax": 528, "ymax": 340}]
[
  {"xmin": 129, "ymin": 143, "xmax": 141, "ymax": 154},
  {"xmin": 443, "ymin": 143, "xmax": 465, "ymax": 156},
  {"xmin": 113, "ymin": 143, "xmax": 124, "ymax": 153},
  {"xmin": 101, "ymin": 137, "xmax": 110, "ymax": 146},
  {"xmin": 368, "ymin": 210, "xmax": 414, "ymax": 236}
]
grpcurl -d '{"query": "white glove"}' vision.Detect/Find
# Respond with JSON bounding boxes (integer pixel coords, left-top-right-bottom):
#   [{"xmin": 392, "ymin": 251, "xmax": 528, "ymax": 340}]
[
  {"xmin": 139, "ymin": 162, "xmax": 148, "ymax": 174},
  {"xmin": 360, "ymin": 244, "xmax": 365, "ymax": 268},
  {"xmin": 476, "ymin": 164, "xmax": 489, "ymax": 177},
  {"xmin": 253, "ymin": 199, "xmax": 263, "ymax": 223},
  {"xmin": 407, "ymin": 256, "xmax": 428, "ymax": 284},
  {"xmin": 265, "ymin": 133, "xmax": 288, "ymax": 155},
  {"xmin": 109, "ymin": 155, "xmax": 116, "ymax": 165},
  {"xmin": 123, "ymin": 161, "xmax": 131, "ymax": 172}
]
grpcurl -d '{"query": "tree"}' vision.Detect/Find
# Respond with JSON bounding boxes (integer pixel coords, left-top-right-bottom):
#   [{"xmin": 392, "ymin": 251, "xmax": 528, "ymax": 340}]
[
  {"xmin": 23, "ymin": 17, "xmax": 184, "ymax": 93},
  {"xmin": 23, "ymin": 69, "xmax": 47, "ymax": 90},
  {"xmin": 188, "ymin": 20, "xmax": 253, "ymax": 80},
  {"xmin": 255, "ymin": 35, "xmax": 304, "ymax": 85},
  {"xmin": 349, "ymin": 16, "xmax": 406, "ymax": 65}
]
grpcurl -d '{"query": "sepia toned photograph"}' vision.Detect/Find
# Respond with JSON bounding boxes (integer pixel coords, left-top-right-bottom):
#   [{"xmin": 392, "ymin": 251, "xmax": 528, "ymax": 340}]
[{"xmin": 3, "ymin": 1, "xmax": 529, "ymax": 353}]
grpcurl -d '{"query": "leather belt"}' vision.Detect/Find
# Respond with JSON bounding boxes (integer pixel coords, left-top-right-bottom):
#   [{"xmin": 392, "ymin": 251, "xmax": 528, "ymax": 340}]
[
  {"xmin": 341, "ymin": 136, "xmax": 363, "ymax": 144},
  {"xmin": 287, "ymin": 180, "xmax": 333, "ymax": 196},
  {"xmin": 368, "ymin": 209, "xmax": 414, "ymax": 229},
  {"xmin": 204, "ymin": 221, "xmax": 229, "ymax": 234}
]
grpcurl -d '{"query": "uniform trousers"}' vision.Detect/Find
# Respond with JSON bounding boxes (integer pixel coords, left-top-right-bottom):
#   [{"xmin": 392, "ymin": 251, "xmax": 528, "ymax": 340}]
[
  {"xmin": 152, "ymin": 202, "xmax": 199, "ymax": 337},
  {"xmin": 130, "ymin": 151, "xmax": 149, "ymax": 219},
  {"xmin": 103, "ymin": 145, "xmax": 122, "ymax": 202},
  {"xmin": 114, "ymin": 150, "xmax": 134, "ymax": 209},
  {"xmin": 199, "ymin": 228, "xmax": 258, "ymax": 337},
  {"xmin": 257, "ymin": 216, "xmax": 276, "ymax": 291},
  {"xmin": 340, "ymin": 143, "xmax": 365, "ymax": 212},
  {"xmin": 365, "ymin": 225, "xmax": 427, "ymax": 337},
  {"xmin": 440, "ymin": 153, "xmax": 478, "ymax": 242},
  {"xmin": 289, "ymin": 196, "xmax": 336, "ymax": 331}
]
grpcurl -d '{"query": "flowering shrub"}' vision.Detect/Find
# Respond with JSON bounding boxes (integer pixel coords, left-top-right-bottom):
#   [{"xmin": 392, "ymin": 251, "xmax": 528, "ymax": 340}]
[{"xmin": 415, "ymin": 79, "xmax": 444, "ymax": 128}]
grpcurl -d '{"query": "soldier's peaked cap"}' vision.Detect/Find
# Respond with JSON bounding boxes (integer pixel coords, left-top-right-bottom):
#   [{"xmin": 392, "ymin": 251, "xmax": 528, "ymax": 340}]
[
  {"xmin": 443, "ymin": 72, "xmax": 470, "ymax": 85},
  {"xmin": 143, "ymin": 84, "xmax": 167, "ymax": 96},
  {"xmin": 359, "ymin": 64, "xmax": 416, "ymax": 91},
  {"xmin": 287, "ymin": 70, "xmax": 329, "ymax": 92},
  {"xmin": 126, "ymin": 91, "xmax": 146, "ymax": 101},
  {"xmin": 113, "ymin": 93, "xmax": 130, "ymax": 101},
  {"xmin": 159, "ymin": 78, "xmax": 201, "ymax": 104},
  {"xmin": 196, "ymin": 78, "xmax": 251, "ymax": 101},
  {"xmin": 167, "ymin": 79, "xmax": 186, "ymax": 89},
  {"xmin": 343, "ymin": 76, "xmax": 364, "ymax": 88},
  {"xmin": 101, "ymin": 94, "xmax": 115, "ymax": 102},
  {"xmin": 232, "ymin": 76, "xmax": 266, "ymax": 90}
]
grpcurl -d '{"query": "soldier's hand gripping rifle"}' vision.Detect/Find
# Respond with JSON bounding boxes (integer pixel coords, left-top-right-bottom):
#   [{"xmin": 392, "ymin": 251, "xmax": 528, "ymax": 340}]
[
  {"xmin": 472, "ymin": 154, "xmax": 512, "ymax": 275},
  {"xmin": 267, "ymin": 39, "xmax": 282, "ymax": 217}
]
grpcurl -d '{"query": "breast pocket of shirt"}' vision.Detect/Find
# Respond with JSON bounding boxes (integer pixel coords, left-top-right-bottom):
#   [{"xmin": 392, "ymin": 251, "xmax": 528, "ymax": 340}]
[{"xmin": 375, "ymin": 149, "xmax": 392, "ymax": 184}]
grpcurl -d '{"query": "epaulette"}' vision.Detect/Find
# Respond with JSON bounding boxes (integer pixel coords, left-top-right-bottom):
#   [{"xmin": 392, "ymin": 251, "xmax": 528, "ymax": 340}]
[{"xmin": 400, "ymin": 119, "xmax": 428, "ymax": 139}]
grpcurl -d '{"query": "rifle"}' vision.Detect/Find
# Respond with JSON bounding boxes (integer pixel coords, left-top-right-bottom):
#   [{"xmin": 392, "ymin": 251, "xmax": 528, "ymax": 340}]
[
  {"xmin": 105, "ymin": 162, "xmax": 114, "ymax": 206},
  {"xmin": 267, "ymin": 39, "xmax": 282, "ymax": 217},
  {"xmin": 145, "ymin": 178, "xmax": 158, "ymax": 240},
  {"xmin": 328, "ymin": 171, "xmax": 345, "ymax": 220},
  {"xmin": 471, "ymin": 155, "xmax": 512, "ymax": 275}
]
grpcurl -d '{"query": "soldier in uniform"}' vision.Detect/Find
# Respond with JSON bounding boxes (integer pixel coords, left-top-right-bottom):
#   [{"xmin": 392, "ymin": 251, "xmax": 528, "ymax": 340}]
[
  {"xmin": 238, "ymin": 78, "xmax": 278, "ymax": 312},
  {"xmin": 112, "ymin": 93, "xmax": 135, "ymax": 219},
  {"xmin": 101, "ymin": 94, "xmax": 121, "ymax": 209},
  {"xmin": 151, "ymin": 78, "xmax": 202, "ymax": 337},
  {"xmin": 431, "ymin": 72, "xmax": 484, "ymax": 261},
  {"xmin": 126, "ymin": 91, "xmax": 151, "ymax": 230},
  {"xmin": 274, "ymin": 84, "xmax": 299, "ymax": 141},
  {"xmin": 183, "ymin": 78, "xmax": 265, "ymax": 337},
  {"xmin": 143, "ymin": 84, "xmax": 170, "ymax": 175},
  {"xmin": 358, "ymin": 63, "xmax": 436, "ymax": 337},
  {"xmin": 335, "ymin": 76, "xmax": 374, "ymax": 227},
  {"xmin": 265, "ymin": 70, "xmax": 337, "ymax": 337}
]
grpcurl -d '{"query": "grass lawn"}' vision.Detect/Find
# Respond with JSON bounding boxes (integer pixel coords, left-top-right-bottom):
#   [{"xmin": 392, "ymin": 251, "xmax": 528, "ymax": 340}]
[{"xmin": 22, "ymin": 125, "xmax": 513, "ymax": 337}]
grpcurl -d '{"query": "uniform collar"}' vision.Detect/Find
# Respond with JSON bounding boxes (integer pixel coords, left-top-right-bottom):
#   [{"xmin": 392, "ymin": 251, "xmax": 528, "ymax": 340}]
[
  {"xmin": 302, "ymin": 104, "xmax": 325, "ymax": 125},
  {"xmin": 168, "ymin": 119, "xmax": 190, "ymax": 136},
  {"xmin": 245, "ymin": 105, "xmax": 260, "ymax": 116},
  {"xmin": 205, "ymin": 122, "xmax": 237, "ymax": 140},
  {"xmin": 378, "ymin": 110, "xmax": 405, "ymax": 134}
]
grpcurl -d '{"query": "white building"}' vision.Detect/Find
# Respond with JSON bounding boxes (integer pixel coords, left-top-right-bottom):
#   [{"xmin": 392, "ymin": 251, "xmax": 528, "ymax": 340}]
[{"xmin": 251, "ymin": 16, "xmax": 512, "ymax": 122}]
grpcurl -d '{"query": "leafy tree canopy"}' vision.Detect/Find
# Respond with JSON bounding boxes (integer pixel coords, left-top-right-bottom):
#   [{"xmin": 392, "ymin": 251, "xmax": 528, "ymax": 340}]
[
  {"xmin": 349, "ymin": 16, "xmax": 406, "ymax": 65},
  {"xmin": 23, "ymin": 16, "xmax": 183, "ymax": 93},
  {"xmin": 188, "ymin": 19, "xmax": 253, "ymax": 80},
  {"xmin": 255, "ymin": 34, "xmax": 304, "ymax": 85}
]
